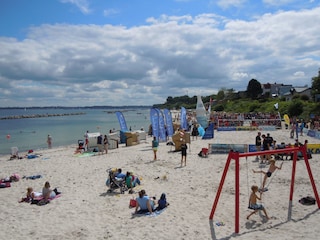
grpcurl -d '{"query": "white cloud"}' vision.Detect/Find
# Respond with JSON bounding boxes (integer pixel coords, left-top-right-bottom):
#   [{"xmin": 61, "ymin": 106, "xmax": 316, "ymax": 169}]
[
  {"xmin": 1, "ymin": 7, "xmax": 320, "ymax": 106},
  {"xmin": 60, "ymin": 0, "xmax": 91, "ymax": 14},
  {"xmin": 217, "ymin": 0, "xmax": 247, "ymax": 9},
  {"xmin": 293, "ymin": 71, "xmax": 305, "ymax": 77},
  {"xmin": 103, "ymin": 9, "xmax": 119, "ymax": 17}
]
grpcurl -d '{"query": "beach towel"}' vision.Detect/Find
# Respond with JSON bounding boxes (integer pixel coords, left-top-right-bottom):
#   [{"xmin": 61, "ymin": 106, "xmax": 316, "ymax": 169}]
[
  {"xmin": 31, "ymin": 194, "xmax": 61, "ymax": 206},
  {"xmin": 23, "ymin": 175, "xmax": 43, "ymax": 180},
  {"xmin": 0, "ymin": 181, "xmax": 11, "ymax": 188},
  {"xmin": 74, "ymin": 152, "xmax": 96, "ymax": 157},
  {"xmin": 132, "ymin": 208, "xmax": 166, "ymax": 217}
]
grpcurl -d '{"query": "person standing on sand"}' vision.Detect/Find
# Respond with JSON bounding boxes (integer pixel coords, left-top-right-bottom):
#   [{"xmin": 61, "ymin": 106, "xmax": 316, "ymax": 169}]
[
  {"xmin": 255, "ymin": 132, "xmax": 262, "ymax": 161},
  {"xmin": 152, "ymin": 136, "xmax": 159, "ymax": 160},
  {"xmin": 103, "ymin": 134, "xmax": 109, "ymax": 154},
  {"xmin": 181, "ymin": 141, "xmax": 188, "ymax": 167},
  {"xmin": 97, "ymin": 134, "xmax": 103, "ymax": 155},
  {"xmin": 47, "ymin": 134, "xmax": 52, "ymax": 149}
]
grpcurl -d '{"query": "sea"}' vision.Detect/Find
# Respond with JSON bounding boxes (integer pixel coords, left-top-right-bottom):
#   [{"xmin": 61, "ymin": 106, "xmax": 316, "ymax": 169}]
[{"xmin": 0, "ymin": 107, "xmax": 151, "ymax": 156}]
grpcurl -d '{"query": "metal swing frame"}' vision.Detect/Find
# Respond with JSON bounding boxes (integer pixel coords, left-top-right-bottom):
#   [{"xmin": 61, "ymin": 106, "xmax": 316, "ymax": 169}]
[{"xmin": 209, "ymin": 145, "xmax": 320, "ymax": 234}]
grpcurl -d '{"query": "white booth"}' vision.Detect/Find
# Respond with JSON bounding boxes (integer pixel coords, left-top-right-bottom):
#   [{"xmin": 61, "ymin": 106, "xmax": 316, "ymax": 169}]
[{"xmin": 87, "ymin": 132, "xmax": 101, "ymax": 150}]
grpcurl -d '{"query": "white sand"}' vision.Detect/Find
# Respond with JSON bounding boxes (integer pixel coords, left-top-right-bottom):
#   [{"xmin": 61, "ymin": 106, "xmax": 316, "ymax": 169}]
[{"xmin": 1, "ymin": 129, "xmax": 320, "ymax": 240}]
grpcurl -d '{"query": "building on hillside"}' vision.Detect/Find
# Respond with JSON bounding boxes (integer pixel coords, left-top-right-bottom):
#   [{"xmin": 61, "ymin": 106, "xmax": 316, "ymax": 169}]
[{"xmin": 261, "ymin": 82, "xmax": 312, "ymax": 101}]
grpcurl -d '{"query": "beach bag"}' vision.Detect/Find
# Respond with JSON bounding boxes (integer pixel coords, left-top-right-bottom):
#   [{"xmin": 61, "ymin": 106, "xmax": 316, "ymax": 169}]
[
  {"xmin": 299, "ymin": 196, "xmax": 316, "ymax": 205},
  {"xmin": 129, "ymin": 198, "xmax": 136, "ymax": 208}
]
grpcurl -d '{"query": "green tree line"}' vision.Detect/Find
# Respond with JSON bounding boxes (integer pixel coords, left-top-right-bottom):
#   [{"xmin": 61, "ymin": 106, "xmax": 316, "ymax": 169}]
[{"xmin": 153, "ymin": 70, "xmax": 320, "ymax": 120}]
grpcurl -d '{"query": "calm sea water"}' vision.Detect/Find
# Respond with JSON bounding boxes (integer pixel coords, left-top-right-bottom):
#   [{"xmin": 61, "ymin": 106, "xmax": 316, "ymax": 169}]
[{"xmin": 0, "ymin": 108, "xmax": 151, "ymax": 156}]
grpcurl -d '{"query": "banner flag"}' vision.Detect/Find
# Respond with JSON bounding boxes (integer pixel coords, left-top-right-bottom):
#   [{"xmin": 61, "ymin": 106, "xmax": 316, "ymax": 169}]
[
  {"xmin": 164, "ymin": 108, "xmax": 174, "ymax": 137},
  {"xmin": 115, "ymin": 111, "xmax": 128, "ymax": 132},
  {"xmin": 157, "ymin": 109, "xmax": 167, "ymax": 142},
  {"xmin": 150, "ymin": 108, "xmax": 159, "ymax": 139},
  {"xmin": 181, "ymin": 107, "xmax": 188, "ymax": 130}
]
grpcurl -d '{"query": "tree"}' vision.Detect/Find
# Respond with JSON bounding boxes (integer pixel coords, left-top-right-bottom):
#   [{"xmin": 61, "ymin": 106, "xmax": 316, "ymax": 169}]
[
  {"xmin": 311, "ymin": 69, "xmax": 320, "ymax": 100},
  {"xmin": 216, "ymin": 89, "xmax": 225, "ymax": 101},
  {"xmin": 247, "ymin": 79, "xmax": 263, "ymax": 99},
  {"xmin": 288, "ymin": 100, "xmax": 304, "ymax": 117},
  {"xmin": 166, "ymin": 96, "xmax": 174, "ymax": 104}
]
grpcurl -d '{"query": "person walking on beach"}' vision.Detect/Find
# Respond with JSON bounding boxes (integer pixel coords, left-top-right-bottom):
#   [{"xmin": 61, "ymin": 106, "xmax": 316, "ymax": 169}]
[
  {"xmin": 47, "ymin": 134, "xmax": 52, "ymax": 149},
  {"xmin": 103, "ymin": 135, "xmax": 109, "ymax": 154},
  {"xmin": 152, "ymin": 136, "xmax": 159, "ymax": 160},
  {"xmin": 181, "ymin": 141, "xmax": 188, "ymax": 167}
]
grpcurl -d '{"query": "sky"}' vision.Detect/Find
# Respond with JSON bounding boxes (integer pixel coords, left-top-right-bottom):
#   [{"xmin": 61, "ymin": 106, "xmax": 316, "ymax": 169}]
[{"xmin": 0, "ymin": 0, "xmax": 320, "ymax": 107}]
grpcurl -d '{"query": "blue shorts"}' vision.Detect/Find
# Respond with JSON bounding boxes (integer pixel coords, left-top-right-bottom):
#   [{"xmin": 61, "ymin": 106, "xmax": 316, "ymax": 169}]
[{"xmin": 249, "ymin": 203, "xmax": 264, "ymax": 210}]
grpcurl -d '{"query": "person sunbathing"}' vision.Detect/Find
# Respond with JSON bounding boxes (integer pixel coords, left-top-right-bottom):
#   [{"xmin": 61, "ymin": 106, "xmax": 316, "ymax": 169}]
[{"xmin": 19, "ymin": 187, "xmax": 42, "ymax": 203}]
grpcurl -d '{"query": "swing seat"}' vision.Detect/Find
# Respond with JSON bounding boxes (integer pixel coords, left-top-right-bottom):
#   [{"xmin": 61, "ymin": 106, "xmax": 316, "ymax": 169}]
[{"xmin": 258, "ymin": 187, "xmax": 268, "ymax": 193}]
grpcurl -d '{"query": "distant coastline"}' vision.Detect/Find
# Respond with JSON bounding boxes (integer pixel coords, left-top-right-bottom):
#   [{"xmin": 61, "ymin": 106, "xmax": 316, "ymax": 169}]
[
  {"xmin": 0, "ymin": 112, "xmax": 86, "ymax": 120},
  {"xmin": 0, "ymin": 105, "xmax": 151, "ymax": 110}
]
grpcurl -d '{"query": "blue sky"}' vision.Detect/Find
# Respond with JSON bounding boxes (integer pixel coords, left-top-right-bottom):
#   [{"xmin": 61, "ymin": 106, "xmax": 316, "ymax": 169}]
[{"xmin": 0, "ymin": 0, "xmax": 319, "ymax": 107}]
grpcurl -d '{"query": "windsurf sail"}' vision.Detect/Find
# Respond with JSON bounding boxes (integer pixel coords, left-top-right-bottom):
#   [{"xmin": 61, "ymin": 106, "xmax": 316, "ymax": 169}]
[{"xmin": 196, "ymin": 95, "xmax": 208, "ymax": 128}]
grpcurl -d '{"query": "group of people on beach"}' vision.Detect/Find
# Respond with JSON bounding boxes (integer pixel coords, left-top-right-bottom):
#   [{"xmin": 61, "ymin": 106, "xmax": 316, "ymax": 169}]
[
  {"xmin": 133, "ymin": 189, "xmax": 169, "ymax": 215},
  {"xmin": 249, "ymin": 129, "xmax": 311, "ymax": 220},
  {"xmin": 152, "ymin": 129, "xmax": 188, "ymax": 167},
  {"xmin": 74, "ymin": 130, "xmax": 109, "ymax": 154}
]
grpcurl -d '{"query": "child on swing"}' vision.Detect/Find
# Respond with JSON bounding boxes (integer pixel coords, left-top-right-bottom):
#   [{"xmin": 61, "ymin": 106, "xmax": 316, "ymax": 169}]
[
  {"xmin": 252, "ymin": 159, "xmax": 283, "ymax": 190},
  {"xmin": 247, "ymin": 185, "xmax": 270, "ymax": 220}
]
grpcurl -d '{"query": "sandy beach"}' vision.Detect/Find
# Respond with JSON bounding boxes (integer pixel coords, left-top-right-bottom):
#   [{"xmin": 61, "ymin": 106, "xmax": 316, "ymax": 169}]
[{"xmin": 1, "ymin": 129, "xmax": 319, "ymax": 240}]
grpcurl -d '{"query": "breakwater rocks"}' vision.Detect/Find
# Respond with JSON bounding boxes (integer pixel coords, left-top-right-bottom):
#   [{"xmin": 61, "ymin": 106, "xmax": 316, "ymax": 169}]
[{"xmin": 0, "ymin": 112, "xmax": 86, "ymax": 120}]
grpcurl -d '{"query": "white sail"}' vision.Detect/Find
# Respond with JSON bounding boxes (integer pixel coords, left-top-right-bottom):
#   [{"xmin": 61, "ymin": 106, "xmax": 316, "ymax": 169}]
[{"xmin": 196, "ymin": 95, "xmax": 208, "ymax": 127}]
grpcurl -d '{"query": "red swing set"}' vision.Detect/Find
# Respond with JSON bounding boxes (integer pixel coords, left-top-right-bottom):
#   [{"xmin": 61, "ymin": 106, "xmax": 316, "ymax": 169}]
[{"xmin": 209, "ymin": 144, "xmax": 320, "ymax": 233}]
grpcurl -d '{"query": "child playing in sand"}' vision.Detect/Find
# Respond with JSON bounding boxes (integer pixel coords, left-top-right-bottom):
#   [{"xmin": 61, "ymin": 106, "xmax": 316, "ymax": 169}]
[
  {"xmin": 252, "ymin": 159, "xmax": 283, "ymax": 190},
  {"xmin": 247, "ymin": 185, "xmax": 269, "ymax": 220}
]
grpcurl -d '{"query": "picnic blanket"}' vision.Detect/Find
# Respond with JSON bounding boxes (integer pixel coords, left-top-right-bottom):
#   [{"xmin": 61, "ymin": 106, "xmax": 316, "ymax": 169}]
[
  {"xmin": 74, "ymin": 152, "xmax": 96, "ymax": 158},
  {"xmin": 31, "ymin": 194, "xmax": 62, "ymax": 206},
  {"xmin": 132, "ymin": 208, "xmax": 166, "ymax": 217},
  {"xmin": 0, "ymin": 181, "xmax": 11, "ymax": 188}
]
